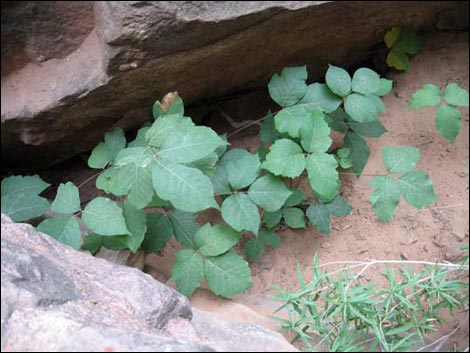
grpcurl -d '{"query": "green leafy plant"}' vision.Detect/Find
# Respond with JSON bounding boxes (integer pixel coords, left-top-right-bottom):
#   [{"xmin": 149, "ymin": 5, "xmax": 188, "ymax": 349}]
[
  {"xmin": 1, "ymin": 64, "xmax": 438, "ymax": 298},
  {"xmin": 409, "ymin": 83, "xmax": 469, "ymax": 143},
  {"xmin": 272, "ymin": 252, "xmax": 469, "ymax": 352},
  {"xmin": 384, "ymin": 26, "xmax": 421, "ymax": 71}
]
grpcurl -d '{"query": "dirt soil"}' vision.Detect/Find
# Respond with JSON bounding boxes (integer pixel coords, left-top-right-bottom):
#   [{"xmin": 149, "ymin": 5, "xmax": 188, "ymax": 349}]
[{"xmin": 37, "ymin": 31, "xmax": 469, "ymax": 351}]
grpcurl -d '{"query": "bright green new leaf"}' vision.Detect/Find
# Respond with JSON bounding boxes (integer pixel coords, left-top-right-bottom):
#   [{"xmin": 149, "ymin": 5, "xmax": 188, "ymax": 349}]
[
  {"xmin": 1, "ymin": 175, "xmax": 50, "ymax": 197},
  {"xmin": 399, "ymin": 171, "xmax": 437, "ymax": 208},
  {"xmin": 384, "ymin": 27, "xmax": 402, "ymax": 48},
  {"xmin": 221, "ymin": 194, "xmax": 260, "ymax": 235},
  {"xmin": 87, "ymin": 142, "xmax": 111, "ymax": 169},
  {"xmin": 262, "ymin": 139, "xmax": 306, "ymax": 178},
  {"xmin": 344, "ymin": 93, "xmax": 378, "ymax": 123},
  {"xmin": 325, "ymin": 195, "xmax": 353, "ymax": 217},
  {"xmin": 82, "ymin": 197, "xmax": 129, "ymax": 236},
  {"xmin": 1, "ymin": 193, "xmax": 50, "ymax": 222},
  {"xmin": 343, "ymin": 131, "xmax": 370, "ymax": 176},
  {"xmin": 336, "ymin": 147, "xmax": 353, "ymax": 169},
  {"xmin": 300, "ymin": 110, "xmax": 332, "ymax": 153},
  {"xmin": 104, "ymin": 127, "xmax": 126, "ymax": 160},
  {"xmin": 373, "ymin": 78, "xmax": 393, "ymax": 96},
  {"xmin": 306, "ymin": 203, "xmax": 331, "ymax": 235},
  {"xmin": 259, "ymin": 112, "xmax": 279, "ymax": 144},
  {"xmin": 444, "ymin": 83, "xmax": 469, "ymax": 107},
  {"xmin": 382, "ymin": 146, "xmax": 420, "ymax": 174},
  {"xmin": 284, "ymin": 188, "xmax": 306, "ymax": 207},
  {"xmin": 204, "ymin": 250, "xmax": 253, "ymax": 297},
  {"xmin": 370, "ymin": 175, "xmax": 401, "ymax": 223},
  {"xmin": 298, "ymin": 83, "xmax": 342, "ymax": 113},
  {"xmin": 283, "ymin": 207, "xmax": 306, "ymax": 229},
  {"xmin": 220, "ymin": 149, "xmax": 260, "ymax": 190},
  {"xmin": 274, "ymin": 105, "xmax": 311, "ymax": 138},
  {"xmin": 195, "ymin": 223, "xmax": 241, "ymax": 257},
  {"xmin": 435, "ymin": 104, "xmax": 462, "ymax": 143},
  {"xmin": 51, "ymin": 182, "xmax": 80, "ymax": 214},
  {"xmin": 248, "ymin": 174, "xmax": 292, "ymax": 212},
  {"xmin": 146, "ymin": 114, "xmax": 194, "ymax": 147},
  {"xmin": 306, "ymin": 153, "xmax": 339, "ymax": 201},
  {"xmin": 409, "ymin": 84, "xmax": 441, "ymax": 109},
  {"xmin": 172, "ymin": 249, "xmax": 204, "ymax": 297},
  {"xmin": 347, "ymin": 119, "xmax": 387, "ymax": 138},
  {"xmin": 152, "ymin": 163, "xmax": 218, "ymax": 213},
  {"xmin": 268, "ymin": 66, "xmax": 308, "ymax": 107},
  {"xmin": 325, "ymin": 108, "xmax": 349, "ymax": 132},
  {"xmin": 170, "ymin": 210, "xmax": 199, "ymax": 248},
  {"xmin": 386, "ymin": 49, "xmax": 409, "ymax": 71},
  {"xmin": 141, "ymin": 213, "xmax": 173, "ymax": 254},
  {"xmin": 82, "ymin": 233, "xmax": 103, "ymax": 255},
  {"xmin": 37, "ymin": 215, "xmax": 81, "ymax": 250},
  {"xmin": 352, "ymin": 68, "xmax": 381, "ymax": 95},
  {"xmin": 325, "ymin": 65, "xmax": 351, "ymax": 97},
  {"xmin": 244, "ymin": 237, "xmax": 265, "ymax": 262},
  {"xmin": 263, "ymin": 210, "xmax": 282, "ymax": 229}
]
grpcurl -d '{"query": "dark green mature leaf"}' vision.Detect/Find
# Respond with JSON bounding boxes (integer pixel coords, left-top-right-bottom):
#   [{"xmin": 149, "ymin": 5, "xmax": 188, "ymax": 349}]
[
  {"xmin": 82, "ymin": 233, "xmax": 103, "ymax": 254},
  {"xmin": 283, "ymin": 207, "xmax": 306, "ymax": 229},
  {"xmin": 127, "ymin": 126, "xmax": 150, "ymax": 148},
  {"xmin": 399, "ymin": 171, "xmax": 437, "ymax": 208},
  {"xmin": 188, "ymin": 152, "xmax": 218, "ymax": 176},
  {"xmin": 344, "ymin": 131, "xmax": 370, "ymax": 176},
  {"xmin": 220, "ymin": 149, "xmax": 260, "ymax": 190},
  {"xmin": 306, "ymin": 203, "xmax": 331, "ymax": 235},
  {"xmin": 347, "ymin": 119, "xmax": 387, "ymax": 138},
  {"xmin": 263, "ymin": 210, "xmax": 282, "ymax": 229},
  {"xmin": 394, "ymin": 32, "xmax": 420, "ymax": 55},
  {"xmin": 386, "ymin": 49, "xmax": 409, "ymax": 71},
  {"xmin": 248, "ymin": 174, "xmax": 292, "ymax": 212},
  {"xmin": 146, "ymin": 114, "xmax": 194, "ymax": 147},
  {"xmin": 444, "ymin": 83, "xmax": 469, "ymax": 107},
  {"xmin": 117, "ymin": 202, "xmax": 147, "ymax": 253},
  {"xmin": 1, "ymin": 193, "xmax": 50, "ymax": 222},
  {"xmin": 284, "ymin": 188, "xmax": 306, "ymax": 207},
  {"xmin": 409, "ymin": 84, "xmax": 441, "ymax": 109},
  {"xmin": 152, "ymin": 163, "xmax": 218, "ymax": 213},
  {"xmin": 274, "ymin": 105, "xmax": 310, "ymax": 138},
  {"xmin": 244, "ymin": 237, "xmax": 265, "ymax": 262},
  {"xmin": 170, "ymin": 210, "xmax": 199, "ymax": 248},
  {"xmin": 374, "ymin": 79, "xmax": 393, "ymax": 97},
  {"xmin": 325, "ymin": 195, "xmax": 353, "ymax": 217},
  {"xmin": 82, "ymin": 197, "xmax": 129, "ymax": 236},
  {"xmin": 221, "ymin": 194, "xmax": 260, "ymax": 235},
  {"xmin": 306, "ymin": 153, "xmax": 339, "ymax": 201},
  {"xmin": 352, "ymin": 68, "xmax": 381, "ymax": 95},
  {"xmin": 51, "ymin": 182, "xmax": 80, "ymax": 214},
  {"xmin": 268, "ymin": 66, "xmax": 308, "ymax": 107},
  {"xmin": 260, "ymin": 229, "xmax": 281, "ymax": 247},
  {"xmin": 88, "ymin": 142, "xmax": 112, "ymax": 169},
  {"xmin": 325, "ymin": 65, "xmax": 352, "ymax": 97},
  {"xmin": 105, "ymin": 127, "xmax": 126, "ymax": 161},
  {"xmin": 195, "ymin": 223, "xmax": 241, "ymax": 257},
  {"xmin": 204, "ymin": 250, "xmax": 253, "ymax": 297},
  {"xmin": 172, "ymin": 249, "xmax": 204, "ymax": 297},
  {"xmin": 298, "ymin": 83, "xmax": 342, "ymax": 113},
  {"xmin": 382, "ymin": 146, "xmax": 420, "ymax": 174},
  {"xmin": 1, "ymin": 175, "xmax": 50, "ymax": 197},
  {"xmin": 300, "ymin": 110, "xmax": 332, "ymax": 153},
  {"xmin": 37, "ymin": 215, "xmax": 81, "ymax": 250},
  {"xmin": 260, "ymin": 112, "xmax": 279, "ymax": 144},
  {"xmin": 370, "ymin": 175, "xmax": 401, "ymax": 222},
  {"xmin": 211, "ymin": 164, "xmax": 231, "ymax": 195},
  {"xmin": 344, "ymin": 93, "xmax": 378, "ymax": 123},
  {"xmin": 435, "ymin": 104, "xmax": 462, "ymax": 143},
  {"xmin": 325, "ymin": 108, "xmax": 349, "ymax": 132},
  {"xmin": 262, "ymin": 139, "xmax": 305, "ymax": 178},
  {"xmin": 141, "ymin": 213, "xmax": 173, "ymax": 254}
]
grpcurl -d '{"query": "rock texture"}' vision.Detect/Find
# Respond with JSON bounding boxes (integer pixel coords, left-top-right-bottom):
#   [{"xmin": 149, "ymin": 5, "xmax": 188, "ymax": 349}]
[
  {"xmin": 1, "ymin": 214, "xmax": 297, "ymax": 352},
  {"xmin": 2, "ymin": 1, "xmax": 468, "ymax": 168}
]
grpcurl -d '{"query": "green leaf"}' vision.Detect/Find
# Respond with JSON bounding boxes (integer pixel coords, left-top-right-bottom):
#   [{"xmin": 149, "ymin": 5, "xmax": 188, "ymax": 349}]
[
  {"xmin": 367, "ymin": 94, "xmax": 386, "ymax": 114},
  {"xmin": 87, "ymin": 142, "xmax": 112, "ymax": 169},
  {"xmin": 382, "ymin": 146, "xmax": 420, "ymax": 174},
  {"xmin": 104, "ymin": 127, "xmax": 126, "ymax": 161},
  {"xmin": 386, "ymin": 49, "xmax": 409, "ymax": 71},
  {"xmin": 114, "ymin": 147, "xmax": 154, "ymax": 167},
  {"xmin": 1, "ymin": 175, "xmax": 50, "ymax": 197},
  {"xmin": 306, "ymin": 153, "xmax": 339, "ymax": 201},
  {"xmin": 344, "ymin": 93, "xmax": 378, "ymax": 123},
  {"xmin": 1, "ymin": 194, "xmax": 50, "ymax": 222},
  {"xmin": 298, "ymin": 83, "xmax": 342, "ymax": 113},
  {"xmin": 82, "ymin": 233, "xmax": 103, "ymax": 255},
  {"xmin": 370, "ymin": 175, "xmax": 401, "ymax": 222},
  {"xmin": 152, "ymin": 163, "xmax": 218, "ymax": 212},
  {"xmin": 146, "ymin": 114, "xmax": 194, "ymax": 147},
  {"xmin": 172, "ymin": 249, "xmax": 204, "ymax": 297},
  {"xmin": 263, "ymin": 210, "xmax": 282, "ymax": 229},
  {"xmin": 204, "ymin": 250, "xmax": 253, "ymax": 297},
  {"xmin": 409, "ymin": 84, "xmax": 441, "ymax": 109},
  {"xmin": 257, "ymin": 145, "xmax": 269, "ymax": 161},
  {"xmin": 170, "ymin": 210, "xmax": 199, "ymax": 248},
  {"xmin": 373, "ymin": 78, "xmax": 393, "ymax": 96},
  {"xmin": 260, "ymin": 112, "xmax": 279, "ymax": 143},
  {"xmin": 153, "ymin": 94, "xmax": 184, "ymax": 119},
  {"xmin": 95, "ymin": 167, "xmax": 132, "ymax": 196},
  {"xmin": 399, "ymin": 171, "xmax": 437, "ymax": 208},
  {"xmin": 352, "ymin": 68, "xmax": 381, "ymax": 95},
  {"xmin": 186, "ymin": 152, "xmax": 218, "ymax": 176},
  {"xmin": 268, "ymin": 66, "xmax": 308, "ymax": 107},
  {"xmin": 141, "ymin": 213, "xmax": 173, "ymax": 254},
  {"xmin": 127, "ymin": 126, "xmax": 150, "ymax": 148},
  {"xmin": 394, "ymin": 32, "xmax": 420, "ymax": 55},
  {"xmin": 300, "ymin": 110, "xmax": 332, "ymax": 153},
  {"xmin": 195, "ymin": 223, "xmax": 241, "ymax": 257},
  {"xmin": 211, "ymin": 164, "xmax": 231, "ymax": 195},
  {"xmin": 248, "ymin": 174, "xmax": 292, "ymax": 212},
  {"xmin": 325, "ymin": 65, "xmax": 352, "ymax": 97},
  {"xmin": 221, "ymin": 194, "xmax": 260, "ymax": 235},
  {"xmin": 336, "ymin": 147, "xmax": 353, "ymax": 169},
  {"xmin": 158, "ymin": 125, "xmax": 226, "ymax": 164},
  {"xmin": 284, "ymin": 188, "xmax": 306, "ymax": 207},
  {"xmin": 260, "ymin": 229, "xmax": 281, "ymax": 247},
  {"xmin": 51, "ymin": 182, "xmax": 80, "ymax": 214},
  {"xmin": 306, "ymin": 204, "xmax": 331, "ymax": 235},
  {"xmin": 435, "ymin": 104, "xmax": 462, "ymax": 143},
  {"xmin": 82, "ymin": 197, "xmax": 129, "ymax": 236},
  {"xmin": 384, "ymin": 27, "xmax": 402, "ymax": 48},
  {"xmin": 283, "ymin": 207, "xmax": 306, "ymax": 229},
  {"xmin": 325, "ymin": 108, "xmax": 349, "ymax": 132},
  {"xmin": 220, "ymin": 149, "xmax": 260, "ymax": 190},
  {"xmin": 244, "ymin": 237, "xmax": 265, "ymax": 262},
  {"xmin": 274, "ymin": 105, "xmax": 311, "ymax": 138},
  {"xmin": 112, "ymin": 202, "xmax": 147, "ymax": 253},
  {"xmin": 347, "ymin": 119, "xmax": 387, "ymax": 138},
  {"xmin": 127, "ymin": 166, "xmax": 155, "ymax": 209},
  {"xmin": 344, "ymin": 131, "xmax": 370, "ymax": 176},
  {"xmin": 444, "ymin": 83, "xmax": 469, "ymax": 107},
  {"xmin": 37, "ymin": 215, "xmax": 81, "ymax": 250},
  {"xmin": 146, "ymin": 193, "xmax": 170, "ymax": 207},
  {"xmin": 325, "ymin": 195, "xmax": 353, "ymax": 217},
  {"xmin": 215, "ymin": 134, "xmax": 228, "ymax": 158},
  {"xmin": 262, "ymin": 139, "xmax": 306, "ymax": 178}
]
